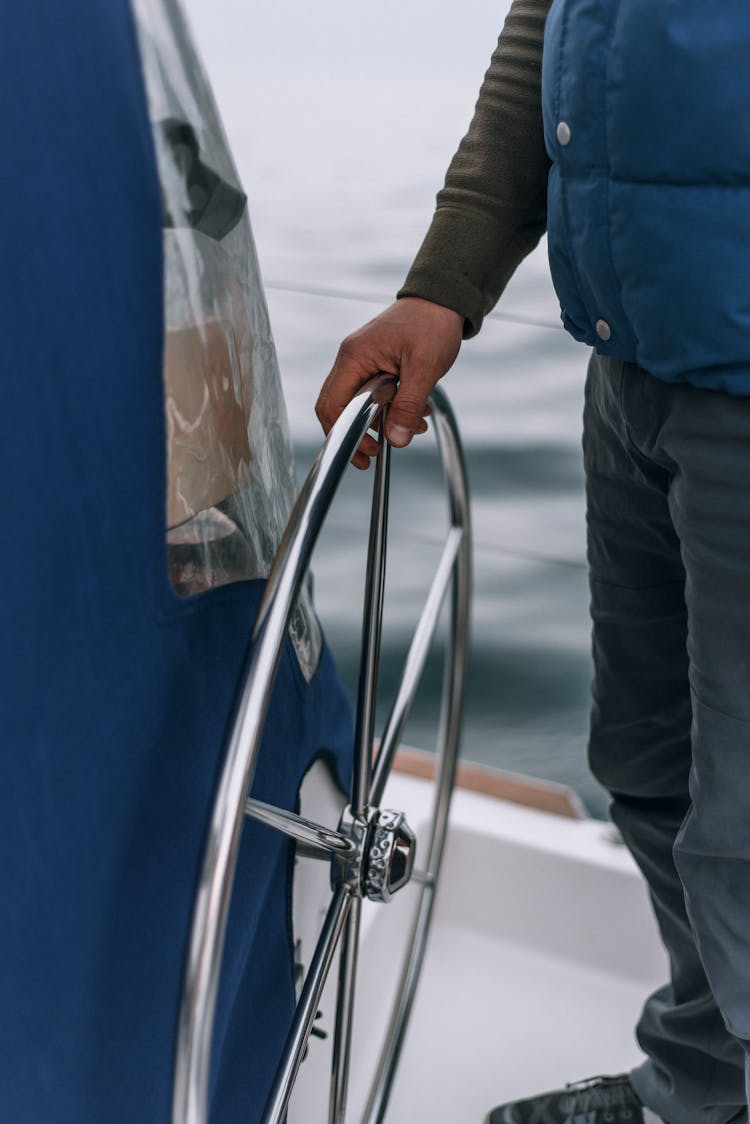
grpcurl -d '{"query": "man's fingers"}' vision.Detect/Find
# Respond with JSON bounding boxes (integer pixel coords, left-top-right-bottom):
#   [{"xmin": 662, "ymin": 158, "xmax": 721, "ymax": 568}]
[
  {"xmin": 316, "ymin": 298, "xmax": 462, "ymax": 448},
  {"xmin": 358, "ymin": 432, "xmax": 380, "ymax": 459},
  {"xmin": 315, "ymin": 374, "xmax": 364, "ymax": 435},
  {"xmin": 316, "ymin": 334, "xmax": 395, "ymax": 433},
  {"xmin": 352, "ymin": 450, "xmax": 371, "ymax": 471},
  {"xmin": 317, "ymin": 355, "xmax": 433, "ymax": 453},
  {"xmin": 384, "ymin": 369, "xmax": 436, "ymax": 448},
  {"xmin": 315, "ymin": 362, "xmax": 368, "ymax": 434}
]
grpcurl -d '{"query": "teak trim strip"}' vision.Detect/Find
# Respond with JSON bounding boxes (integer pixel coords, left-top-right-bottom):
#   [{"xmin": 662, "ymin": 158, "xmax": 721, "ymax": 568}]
[{"xmin": 393, "ymin": 746, "xmax": 585, "ymax": 821}]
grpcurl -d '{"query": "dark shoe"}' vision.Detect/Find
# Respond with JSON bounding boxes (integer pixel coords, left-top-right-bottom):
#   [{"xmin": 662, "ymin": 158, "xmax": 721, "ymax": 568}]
[{"xmin": 485, "ymin": 1074, "xmax": 645, "ymax": 1123}]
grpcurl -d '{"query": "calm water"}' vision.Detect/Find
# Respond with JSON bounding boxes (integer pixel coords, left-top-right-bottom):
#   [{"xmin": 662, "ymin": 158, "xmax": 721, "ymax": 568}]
[{"xmin": 184, "ymin": 2, "xmax": 609, "ymax": 816}]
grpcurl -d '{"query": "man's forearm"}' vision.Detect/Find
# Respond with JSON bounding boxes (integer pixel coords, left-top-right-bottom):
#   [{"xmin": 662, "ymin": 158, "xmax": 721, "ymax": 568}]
[{"xmin": 398, "ymin": 0, "xmax": 552, "ymax": 337}]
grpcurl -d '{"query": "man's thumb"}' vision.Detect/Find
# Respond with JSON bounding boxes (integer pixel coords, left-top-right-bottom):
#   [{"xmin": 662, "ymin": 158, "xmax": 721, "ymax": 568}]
[{"xmin": 385, "ymin": 377, "xmax": 432, "ymax": 448}]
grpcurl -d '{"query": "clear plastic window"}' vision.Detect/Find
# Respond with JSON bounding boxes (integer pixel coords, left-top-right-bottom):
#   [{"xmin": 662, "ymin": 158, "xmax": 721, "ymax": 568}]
[{"xmin": 132, "ymin": 0, "xmax": 321, "ymax": 679}]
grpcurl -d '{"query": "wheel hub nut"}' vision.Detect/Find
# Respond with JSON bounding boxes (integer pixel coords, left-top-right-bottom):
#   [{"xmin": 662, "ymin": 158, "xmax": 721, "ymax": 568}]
[{"xmin": 364, "ymin": 809, "xmax": 416, "ymax": 903}]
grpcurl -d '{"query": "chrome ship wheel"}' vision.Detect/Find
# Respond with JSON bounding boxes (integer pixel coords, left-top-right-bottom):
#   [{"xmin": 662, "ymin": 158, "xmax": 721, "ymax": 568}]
[{"xmin": 172, "ymin": 375, "xmax": 472, "ymax": 1124}]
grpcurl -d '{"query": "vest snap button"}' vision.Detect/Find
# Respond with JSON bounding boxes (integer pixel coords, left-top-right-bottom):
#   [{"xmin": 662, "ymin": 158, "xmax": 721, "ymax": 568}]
[
  {"xmin": 596, "ymin": 319, "xmax": 612, "ymax": 342},
  {"xmin": 556, "ymin": 121, "xmax": 571, "ymax": 146}
]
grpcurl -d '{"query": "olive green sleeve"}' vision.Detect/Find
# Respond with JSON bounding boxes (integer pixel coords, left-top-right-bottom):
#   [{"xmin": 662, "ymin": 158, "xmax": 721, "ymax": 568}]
[{"xmin": 398, "ymin": 0, "xmax": 552, "ymax": 337}]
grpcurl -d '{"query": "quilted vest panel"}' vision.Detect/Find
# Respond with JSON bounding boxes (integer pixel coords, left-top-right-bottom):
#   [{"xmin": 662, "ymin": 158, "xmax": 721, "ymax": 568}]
[{"xmin": 542, "ymin": 0, "xmax": 750, "ymax": 394}]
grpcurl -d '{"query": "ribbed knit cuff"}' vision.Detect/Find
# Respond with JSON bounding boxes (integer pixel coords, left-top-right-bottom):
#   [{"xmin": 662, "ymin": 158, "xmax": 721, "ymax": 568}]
[
  {"xmin": 398, "ymin": 207, "xmax": 543, "ymax": 338},
  {"xmin": 397, "ymin": 265, "xmax": 486, "ymax": 339}
]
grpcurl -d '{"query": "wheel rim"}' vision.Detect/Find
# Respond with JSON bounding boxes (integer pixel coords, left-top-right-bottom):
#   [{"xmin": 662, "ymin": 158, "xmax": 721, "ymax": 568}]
[{"xmin": 172, "ymin": 376, "xmax": 472, "ymax": 1124}]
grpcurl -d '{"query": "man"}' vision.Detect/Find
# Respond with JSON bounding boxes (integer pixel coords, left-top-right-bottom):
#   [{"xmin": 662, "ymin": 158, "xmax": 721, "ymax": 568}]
[{"xmin": 315, "ymin": 1, "xmax": 750, "ymax": 1122}]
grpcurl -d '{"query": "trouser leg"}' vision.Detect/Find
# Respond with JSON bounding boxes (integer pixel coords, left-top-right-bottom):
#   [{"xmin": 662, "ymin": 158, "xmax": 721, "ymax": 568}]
[
  {"xmin": 583, "ymin": 354, "xmax": 745, "ymax": 1124},
  {"xmin": 640, "ymin": 368, "xmax": 750, "ymax": 1115}
]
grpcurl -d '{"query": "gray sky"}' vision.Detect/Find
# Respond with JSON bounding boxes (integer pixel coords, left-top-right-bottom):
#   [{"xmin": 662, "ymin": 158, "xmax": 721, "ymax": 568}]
[{"xmin": 184, "ymin": 0, "xmax": 513, "ymax": 78}]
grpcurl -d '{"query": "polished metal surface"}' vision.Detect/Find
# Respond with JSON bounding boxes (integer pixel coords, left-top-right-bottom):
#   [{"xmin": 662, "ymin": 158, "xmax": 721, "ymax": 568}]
[
  {"xmin": 361, "ymin": 386, "xmax": 472, "ymax": 1124},
  {"xmin": 245, "ymin": 798, "xmax": 358, "ymax": 859},
  {"xmin": 329, "ymin": 895, "xmax": 362, "ymax": 1124},
  {"xmin": 351, "ymin": 420, "xmax": 391, "ymax": 818},
  {"xmin": 329, "ymin": 805, "xmax": 369, "ymax": 895},
  {"xmin": 172, "ymin": 377, "xmax": 395, "ymax": 1124},
  {"xmin": 424, "ymin": 389, "xmax": 473, "ymax": 879},
  {"xmin": 370, "ymin": 526, "xmax": 463, "ymax": 807},
  {"xmin": 363, "ymin": 810, "xmax": 417, "ymax": 904},
  {"xmin": 262, "ymin": 886, "xmax": 352, "ymax": 1124},
  {"xmin": 408, "ymin": 868, "xmax": 435, "ymax": 888},
  {"xmin": 172, "ymin": 378, "xmax": 471, "ymax": 1124}
]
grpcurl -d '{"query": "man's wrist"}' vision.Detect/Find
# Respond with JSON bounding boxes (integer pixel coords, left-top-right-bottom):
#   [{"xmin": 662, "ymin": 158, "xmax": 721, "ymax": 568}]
[{"xmin": 396, "ymin": 276, "xmax": 480, "ymax": 339}]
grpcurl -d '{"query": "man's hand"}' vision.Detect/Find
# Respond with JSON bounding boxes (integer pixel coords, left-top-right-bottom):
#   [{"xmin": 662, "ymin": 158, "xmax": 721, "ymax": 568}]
[{"xmin": 315, "ymin": 297, "xmax": 464, "ymax": 469}]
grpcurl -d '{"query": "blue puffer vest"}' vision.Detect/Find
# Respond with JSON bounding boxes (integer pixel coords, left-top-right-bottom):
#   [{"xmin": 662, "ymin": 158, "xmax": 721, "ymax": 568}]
[{"xmin": 542, "ymin": 0, "xmax": 750, "ymax": 394}]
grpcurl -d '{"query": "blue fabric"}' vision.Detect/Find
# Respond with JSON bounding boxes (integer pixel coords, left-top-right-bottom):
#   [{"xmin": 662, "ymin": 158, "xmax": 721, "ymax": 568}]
[
  {"xmin": 542, "ymin": 0, "xmax": 750, "ymax": 394},
  {"xmin": 0, "ymin": 3, "xmax": 352, "ymax": 1122}
]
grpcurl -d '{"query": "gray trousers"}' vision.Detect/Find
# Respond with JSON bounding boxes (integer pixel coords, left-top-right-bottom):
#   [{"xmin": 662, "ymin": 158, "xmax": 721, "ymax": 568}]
[{"xmin": 584, "ymin": 354, "xmax": 750, "ymax": 1124}]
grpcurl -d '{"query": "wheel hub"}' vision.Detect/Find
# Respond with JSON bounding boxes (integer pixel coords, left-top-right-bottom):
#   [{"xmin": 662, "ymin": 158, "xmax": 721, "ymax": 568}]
[
  {"xmin": 363, "ymin": 809, "xmax": 416, "ymax": 903},
  {"xmin": 332, "ymin": 806, "xmax": 416, "ymax": 903}
]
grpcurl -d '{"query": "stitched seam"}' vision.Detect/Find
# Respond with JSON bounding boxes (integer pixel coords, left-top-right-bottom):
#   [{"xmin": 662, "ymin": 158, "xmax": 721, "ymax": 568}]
[
  {"xmin": 690, "ymin": 686, "xmax": 750, "ymax": 728},
  {"xmin": 589, "ymin": 576, "xmax": 684, "ymax": 592},
  {"xmin": 157, "ymin": 575, "xmax": 260, "ymax": 624},
  {"xmin": 602, "ymin": 0, "xmax": 633, "ymax": 358},
  {"xmin": 609, "ymin": 175, "xmax": 750, "ymax": 190},
  {"xmin": 563, "ymin": 167, "xmax": 750, "ymax": 190},
  {"xmin": 615, "ymin": 359, "xmax": 642, "ymax": 453},
  {"xmin": 554, "ymin": 1, "xmax": 597, "ymax": 329}
]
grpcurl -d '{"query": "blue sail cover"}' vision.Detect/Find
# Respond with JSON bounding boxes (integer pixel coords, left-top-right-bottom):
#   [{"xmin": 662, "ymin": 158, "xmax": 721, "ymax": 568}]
[{"xmin": 0, "ymin": 2, "xmax": 352, "ymax": 1121}]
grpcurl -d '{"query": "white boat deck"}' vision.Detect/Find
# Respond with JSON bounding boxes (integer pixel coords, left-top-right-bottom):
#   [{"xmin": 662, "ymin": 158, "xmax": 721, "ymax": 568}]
[{"xmin": 290, "ymin": 772, "xmax": 666, "ymax": 1124}]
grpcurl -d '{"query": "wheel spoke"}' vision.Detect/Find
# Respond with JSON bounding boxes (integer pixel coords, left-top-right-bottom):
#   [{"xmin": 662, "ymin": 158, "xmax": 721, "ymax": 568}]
[
  {"xmin": 328, "ymin": 895, "xmax": 362, "ymax": 1124},
  {"xmin": 363, "ymin": 568, "xmax": 469, "ymax": 1124},
  {"xmin": 351, "ymin": 423, "xmax": 391, "ymax": 816},
  {"xmin": 422, "ymin": 402, "xmax": 472, "ymax": 874},
  {"xmin": 362, "ymin": 390, "xmax": 472, "ymax": 1124},
  {"xmin": 245, "ymin": 798, "xmax": 357, "ymax": 859},
  {"xmin": 262, "ymin": 886, "xmax": 352, "ymax": 1124},
  {"xmin": 360, "ymin": 880, "xmax": 435, "ymax": 1124},
  {"xmin": 370, "ymin": 527, "xmax": 462, "ymax": 807}
]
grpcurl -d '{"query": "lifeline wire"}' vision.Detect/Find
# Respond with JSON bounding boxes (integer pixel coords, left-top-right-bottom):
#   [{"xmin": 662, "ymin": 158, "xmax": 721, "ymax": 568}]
[{"xmin": 264, "ymin": 280, "xmax": 563, "ymax": 332}]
